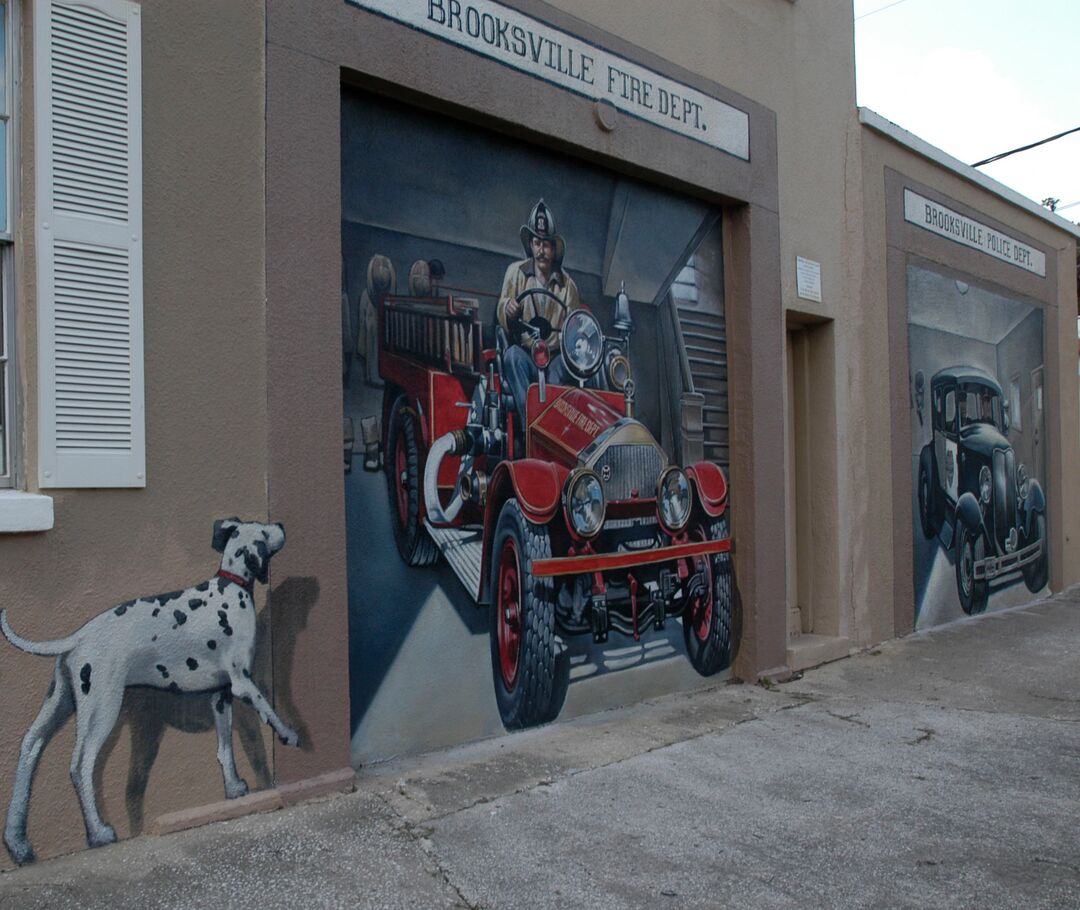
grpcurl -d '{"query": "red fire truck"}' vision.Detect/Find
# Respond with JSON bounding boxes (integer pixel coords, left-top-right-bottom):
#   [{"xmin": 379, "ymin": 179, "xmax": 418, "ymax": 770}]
[{"xmin": 378, "ymin": 280, "xmax": 733, "ymax": 729}]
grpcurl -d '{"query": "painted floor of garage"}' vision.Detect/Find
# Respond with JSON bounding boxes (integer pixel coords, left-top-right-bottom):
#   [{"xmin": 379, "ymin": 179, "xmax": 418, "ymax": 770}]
[{"xmin": 2, "ymin": 586, "xmax": 1078, "ymax": 909}]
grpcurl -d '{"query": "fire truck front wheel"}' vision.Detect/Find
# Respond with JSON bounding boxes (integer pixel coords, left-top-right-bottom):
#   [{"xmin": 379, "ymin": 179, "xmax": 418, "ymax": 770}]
[
  {"xmin": 683, "ymin": 515, "xmax": 733, "ymax": 676},
  {"xmin": 489, "ymin": 499, "xmax": 560, "ymax": 729},
  {"xmin": 386, "ymin": 394, "xmax": 439, "ymax": 567}
]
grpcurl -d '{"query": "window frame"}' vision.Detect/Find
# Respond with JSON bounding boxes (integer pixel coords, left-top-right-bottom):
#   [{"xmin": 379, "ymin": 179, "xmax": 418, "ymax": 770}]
[{"xmin": 0, "ymin": 0, "xmax": 15, "ymax": 488}]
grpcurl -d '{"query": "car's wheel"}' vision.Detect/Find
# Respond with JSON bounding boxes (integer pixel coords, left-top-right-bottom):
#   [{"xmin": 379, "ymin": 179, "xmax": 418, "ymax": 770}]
[
  {"xmin": 385, "ymin": 393, "xmax": 439, "ymax": 567},
  {"xmin": 1022, "ymin": 512, "xmax": 1049, "ymax": 593},
  {"xmin": 955, "ymin": 517, "xmax": 988, "ymax": 615},
  {"xmin": 683, "ymin": 515, "xmax": 733, "ymax": 676},
  {"xmin": 918, "ymin": 457, "xmax": 938, "ymax": 539},
  {"xmin": 489, "ymin": 499, "xmax": 559, "ymax": 729}
]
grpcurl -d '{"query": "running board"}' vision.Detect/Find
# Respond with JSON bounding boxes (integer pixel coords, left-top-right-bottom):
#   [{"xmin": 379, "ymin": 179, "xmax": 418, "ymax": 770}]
[{"xmin": 425, "ymin": 521, "xmax": 484, "ymax": 602}]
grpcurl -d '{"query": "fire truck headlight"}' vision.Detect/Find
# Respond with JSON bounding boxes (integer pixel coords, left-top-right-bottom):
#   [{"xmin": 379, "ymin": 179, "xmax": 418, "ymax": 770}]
[
  {"xmin": 565, "ymin": 469, "xmax": 605, "ymax": 538},
  {"xmin": 562, "ymin": 310, "xmax": 605, "ymax": 381},
  {"xmin": 657, "ymin": 467, "xmax": 693, "ymax": 532},
  {"xmin": 979, "ymin": 465, "xmax": 992, "ymax": 505}
]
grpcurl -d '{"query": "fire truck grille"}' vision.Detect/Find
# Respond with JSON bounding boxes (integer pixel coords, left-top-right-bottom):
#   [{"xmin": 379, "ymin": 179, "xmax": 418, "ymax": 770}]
[{"xmin": 592, "ymin": 445, "xmax": 667, "ymax": 502}]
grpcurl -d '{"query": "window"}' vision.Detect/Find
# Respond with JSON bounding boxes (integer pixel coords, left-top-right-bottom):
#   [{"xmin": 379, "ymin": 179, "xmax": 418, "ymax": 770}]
[
  {"xmin": 1009, "ymin": 375, "xmax": 1022, "ymax": 432},
  {"xmin": 0, "ymin": 0, "xmax": 12, "ymax": 486}
]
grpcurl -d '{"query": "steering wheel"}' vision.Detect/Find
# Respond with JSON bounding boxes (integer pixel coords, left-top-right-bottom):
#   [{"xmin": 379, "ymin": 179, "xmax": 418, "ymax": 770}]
[{"xmin": 510, "ymin": 286, "xmax": 568, "ymax": 346}]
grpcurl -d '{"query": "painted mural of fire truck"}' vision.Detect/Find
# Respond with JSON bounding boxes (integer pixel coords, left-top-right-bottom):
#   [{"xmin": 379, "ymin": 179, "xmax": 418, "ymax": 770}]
[{"xmin": 377, "ymin": 275, "xmax": 734, "ymax": 729}]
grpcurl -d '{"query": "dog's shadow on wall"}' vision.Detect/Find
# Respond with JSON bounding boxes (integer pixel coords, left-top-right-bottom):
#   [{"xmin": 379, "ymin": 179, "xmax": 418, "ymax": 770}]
[{"xmin": 96, "ymin": 575, "xmax": 320, "ymax": 836}]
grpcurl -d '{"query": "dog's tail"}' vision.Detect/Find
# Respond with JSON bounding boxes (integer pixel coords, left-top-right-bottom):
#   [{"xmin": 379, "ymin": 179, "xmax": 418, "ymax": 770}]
[{"xmin": 0, "ymin": 610, "xmax": 76, "ymax": 656}]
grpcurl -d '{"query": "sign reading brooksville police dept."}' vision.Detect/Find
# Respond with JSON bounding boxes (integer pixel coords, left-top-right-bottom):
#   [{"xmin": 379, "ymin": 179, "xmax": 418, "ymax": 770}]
[
  {"xmin": 345, "ymin": 0, "xmax": 751, "ymax": 160},
  {"xmin": 904, "ymin": 189, "xmax": 1046, "ymax": 278}
]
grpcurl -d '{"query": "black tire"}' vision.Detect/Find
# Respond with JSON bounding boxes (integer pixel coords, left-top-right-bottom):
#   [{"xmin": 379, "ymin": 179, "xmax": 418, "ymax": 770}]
[
  {"xmin": 1022, "ymin": 512, "xmax": 1048, "ymax": 592},
  {"xmin": 385, "ymin": 393, "xmax": 439, "ymax": 567},
  {"xmin": 918, "ymin": 455, "xmax": 938, "ymax": 539},
  {"xmin": 955, "ymin": 518, "xmax": 988, "ymax": 615},
  {"xmin": 683, "ymin": 515, "xmax": 733, "ymax": 676},
  {"xmin": 489, "ymin": 499, "xmax": 559, "ymax": 729}
]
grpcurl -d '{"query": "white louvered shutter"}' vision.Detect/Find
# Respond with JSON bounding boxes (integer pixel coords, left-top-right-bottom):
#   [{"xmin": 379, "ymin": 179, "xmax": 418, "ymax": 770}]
[{"xmin": 35, "ymin": 0, "xmax": 143, "ymax": 488}]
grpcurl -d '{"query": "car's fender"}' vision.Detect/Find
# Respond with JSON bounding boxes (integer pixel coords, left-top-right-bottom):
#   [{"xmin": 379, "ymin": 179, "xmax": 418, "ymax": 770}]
[
  {"xmin": 686, "ymin": 462, "xmax": 728, "ymax": 518},
  {"xmin": 954, "ymin": 492, "xmax": 986, "ymax": 539},
  {"xmin": 1022, "ymin": 477, "xmax": 1046, "ymax": 538},
  {"xmin": 479, "ymin": 459, "xmax": 569, "ymax": 604},
  {"xmin": 919, "ymin": 443, "xmax": 936, "ymax": 491}
]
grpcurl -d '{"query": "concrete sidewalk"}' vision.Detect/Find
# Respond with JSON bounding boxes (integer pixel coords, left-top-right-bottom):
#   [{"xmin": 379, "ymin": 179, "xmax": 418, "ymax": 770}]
[{"xmin": 2, "ymin": 588, "xmax": 1078, "ymax": 909}]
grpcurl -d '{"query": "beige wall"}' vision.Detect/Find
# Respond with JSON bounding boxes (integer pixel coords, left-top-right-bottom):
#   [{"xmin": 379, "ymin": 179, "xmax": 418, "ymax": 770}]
[
  {"xmin": 856, "ymin": 122, "xmax": 1080, "ymax": 638},
  {"xmin": 0, "ymin": 0, "xmax": 270, "ymax": 867}
]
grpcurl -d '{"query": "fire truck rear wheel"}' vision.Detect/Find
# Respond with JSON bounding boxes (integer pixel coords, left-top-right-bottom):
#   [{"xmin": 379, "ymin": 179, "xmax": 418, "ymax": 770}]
[
  {"xmin": 385, "ymin": 393, "xmax": 439, "ymax": 567},
  {"xmin": 683, "ymin": 515, "xmax": 733, "ymax": 676},
  {"xmin": 489, "ymin": 499, "xmax": 560, "ymax": 729}
]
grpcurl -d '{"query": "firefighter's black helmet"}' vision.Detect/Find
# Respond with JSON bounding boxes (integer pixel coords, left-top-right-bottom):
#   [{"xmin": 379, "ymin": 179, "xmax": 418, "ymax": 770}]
[{"xmin": 519, "ymin": 199, "xmax": 565, "ymax": 266}]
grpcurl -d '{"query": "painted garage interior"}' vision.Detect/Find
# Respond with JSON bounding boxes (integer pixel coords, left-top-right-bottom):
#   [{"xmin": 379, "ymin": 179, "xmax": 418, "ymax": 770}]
[{"xmin": 0, "ymin": 0, "xmax": 1075, "ymax": 867}]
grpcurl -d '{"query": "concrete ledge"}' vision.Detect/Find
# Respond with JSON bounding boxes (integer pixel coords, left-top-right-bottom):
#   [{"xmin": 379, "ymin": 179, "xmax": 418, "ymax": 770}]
[
  {"xmin": 787, "ymin": 633, "xmax": 852, "ymax": 672},
  {"xmin": 150, "ymin": 767, "xmax": 355, "ymax": 836},
  {"xmin": 279, "ymin": 767, "xmax": 357, "ymax": 806},
  {"xmin": 0, "ymin": 491, "xmax": 54, "ymax": 533}
]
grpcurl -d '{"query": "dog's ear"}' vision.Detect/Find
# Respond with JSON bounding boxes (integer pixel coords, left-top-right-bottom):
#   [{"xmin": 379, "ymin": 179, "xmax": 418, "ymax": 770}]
[{"xmin": 212, "ymin": 518, "xmax": 241, "ymax": 553}]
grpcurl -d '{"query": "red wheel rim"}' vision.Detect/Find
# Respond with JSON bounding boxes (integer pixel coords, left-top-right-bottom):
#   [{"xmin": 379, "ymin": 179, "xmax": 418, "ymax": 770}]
[
  {"xmin": 394, "ymin": 428, "xmax": 409, "ymax": 529},
  {"xmin": 689, "ymin": 528, "xmax": 713, "ymax": 642},
  {"xmin": 497, "ymin": 537, "xmax": 523, "ymax": 690}
]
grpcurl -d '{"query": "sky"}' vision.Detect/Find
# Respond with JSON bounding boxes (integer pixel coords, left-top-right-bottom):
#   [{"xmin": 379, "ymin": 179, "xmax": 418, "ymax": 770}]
[{"xmin": 853, "ymin": 0, "xmax": 1080, "ymax": 224}]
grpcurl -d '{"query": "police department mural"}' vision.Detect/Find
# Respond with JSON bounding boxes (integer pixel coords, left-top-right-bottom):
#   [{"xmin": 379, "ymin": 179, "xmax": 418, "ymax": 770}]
[
  {"xmin": 908, "ymin": 266, "xmax": 1048, "ymax": 629},
  {"xmin": 342, "ymin": 91, "xmax": 734, "ymax": 760}
]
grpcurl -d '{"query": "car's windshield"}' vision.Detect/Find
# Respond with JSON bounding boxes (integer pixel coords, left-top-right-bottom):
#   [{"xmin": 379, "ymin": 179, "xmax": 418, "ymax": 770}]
[{"xmin": 957, "ymin": 383, "xmax": 1002, "ymax": 431}]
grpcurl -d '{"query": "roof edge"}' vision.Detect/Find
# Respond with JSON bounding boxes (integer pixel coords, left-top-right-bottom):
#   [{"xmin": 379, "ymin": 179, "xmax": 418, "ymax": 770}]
[{"xmin": 858, "ymin": 107, "xmax": 1080, "ymax": 242}]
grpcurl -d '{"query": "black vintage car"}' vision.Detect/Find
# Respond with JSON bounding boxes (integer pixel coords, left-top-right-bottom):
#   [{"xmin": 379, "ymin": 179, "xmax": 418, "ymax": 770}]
[{"xmin": 917, "ymin": 367, "xmax": 1047, "ymax": 614}]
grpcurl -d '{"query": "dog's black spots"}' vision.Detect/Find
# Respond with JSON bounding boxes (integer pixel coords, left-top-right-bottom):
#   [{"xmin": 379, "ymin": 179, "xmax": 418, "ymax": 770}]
[
  {"xmin": 151, "ymin": 635, "xmax": 158, "ymax": 642},
  {"xmin": 217, "ymin": 610, "xmax": 233, "ymax": 637},
  {"xmin": 152, "ymin": 608, "xmax": 160, "ymax": 618},
  {"xmin": 186, "ymin": 658, "xmax": 199, "ymax": 671},
  {"xmin": 196, "ymin": 581, "xmax": 210, "ymax": 592},
  {"xmin": 278, "ymin": 734, "xmax": 291, "ymax": 746},
  {"xmin": 172, "ymin": 610, "xmax": 187, "ymax": 626},
  {"xmin": 215, "ymin": 693, "xmax": 229, "ymax": 714},
  {"xmin": 188, "ymin": 598, "xmax": 205, "ymax": 611},
  {"xmin": 79, "ymin": 664, "xmax": 92, "ymax": 695},
  {"xmin": 216, "ymin": 576, "xmax": 230, "ymax": 595},
  {"xmin": 156, "ymin": 664, "xmax": 169, "ymax": 679},
  {"xmin": 167, "ymin": 682, "xmax": 181, "ymax": 694},
  {"xmin": 113, "ymin": 600, "xmax": 135, "ymax": 617},
  {"xmin": 241, "ymin": 696, "xmax": 253, "ymax": 706},
  {"xmin": 242, "ymin": 668, "xmax": 251, "ymax": 679},
  {"xmin": 207, "ymin": 640, "xmax": 217, "ymax": 650},
  {"xmin": 156, "ymin": 590, "xmax": 183, "ymax": 606}
]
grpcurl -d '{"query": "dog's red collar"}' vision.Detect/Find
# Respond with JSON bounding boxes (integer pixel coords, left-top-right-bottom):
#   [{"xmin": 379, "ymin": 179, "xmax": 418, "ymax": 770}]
[{"xmin": 216, "ymin": 569, "xmax": 254, "ymax": 593}]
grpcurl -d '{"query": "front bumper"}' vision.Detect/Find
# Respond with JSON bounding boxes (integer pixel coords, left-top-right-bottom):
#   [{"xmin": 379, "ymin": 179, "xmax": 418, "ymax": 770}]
[
  {"xmin": 532, "ymin": 537, "xmax": 731, "ymax": 578},
  {"xmin": 974, "ymin": 537, "xmax": 1041, "ymax": 581}
]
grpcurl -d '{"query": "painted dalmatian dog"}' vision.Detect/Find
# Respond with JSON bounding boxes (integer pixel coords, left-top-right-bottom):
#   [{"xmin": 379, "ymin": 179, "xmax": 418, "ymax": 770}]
[{"xmin": 1, "ymin": 518, "xmax": 298, "ymax": 865}]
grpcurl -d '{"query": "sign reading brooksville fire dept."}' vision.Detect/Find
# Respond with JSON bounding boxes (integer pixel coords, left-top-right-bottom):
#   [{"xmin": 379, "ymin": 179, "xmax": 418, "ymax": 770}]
[
  {"xmin": 904, "ymin": 189, "xmax": 1046, "ymax": 278},
  {"xmin": 345, "ymin": 0, "xmax": 751, "ymax": 160}
]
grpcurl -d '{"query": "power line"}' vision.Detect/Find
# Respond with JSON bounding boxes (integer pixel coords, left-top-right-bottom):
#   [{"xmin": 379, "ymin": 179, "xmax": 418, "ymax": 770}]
[
  {"xmin": 971, "ymin": 126, "xmax": 1080, "ymax": 168},
  {"xmin": 855, "ymin": 0, "xmax": 913, "ymax": 22}
]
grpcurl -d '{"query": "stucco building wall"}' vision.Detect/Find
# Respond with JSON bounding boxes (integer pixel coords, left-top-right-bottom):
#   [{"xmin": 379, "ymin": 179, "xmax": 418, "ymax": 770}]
[{"xmin": 0, "ymin": 0, "xmax": 272, "ymax": 867}]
